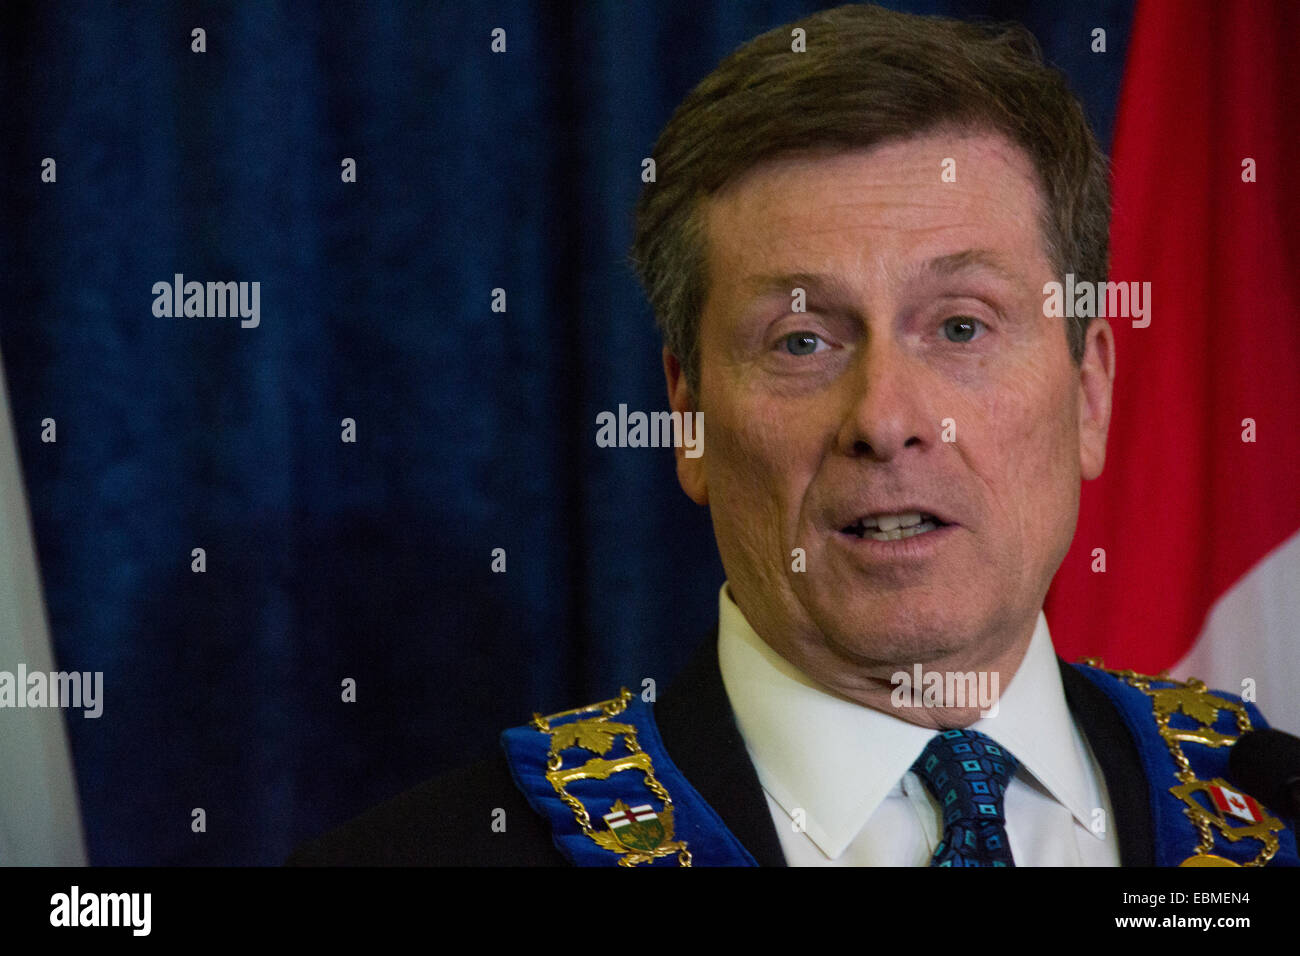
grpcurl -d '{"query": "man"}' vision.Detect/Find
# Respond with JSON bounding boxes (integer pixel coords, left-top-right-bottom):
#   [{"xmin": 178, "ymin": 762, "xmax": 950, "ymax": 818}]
[{"xmin": 289, "ymin": 4, "xmax": 1298, "ymax": 867}]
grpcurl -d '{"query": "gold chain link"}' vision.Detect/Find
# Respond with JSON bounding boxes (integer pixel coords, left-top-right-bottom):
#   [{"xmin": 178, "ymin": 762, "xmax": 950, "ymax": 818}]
[
  {"xmin": 1080, "ymin": 662, "xmax": 1278, "ymax": 866},
  {"xmin": 534, "ymin": 688, "xmax": 692, "ymax": 866}
]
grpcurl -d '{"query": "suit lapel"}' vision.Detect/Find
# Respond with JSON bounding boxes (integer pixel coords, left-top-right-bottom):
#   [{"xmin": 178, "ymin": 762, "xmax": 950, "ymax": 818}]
[
  {"xmin": 655, "ymin": 629, "xmax": 788, "ymax": 866},
  {"xmin": 1057, "ymin": 657, "xmax": 1156, "ymax": 866}
]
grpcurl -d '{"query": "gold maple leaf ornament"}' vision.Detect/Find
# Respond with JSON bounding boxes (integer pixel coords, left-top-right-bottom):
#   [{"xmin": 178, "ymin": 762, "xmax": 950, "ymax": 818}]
[
  {"xmin": 531, "ymin": 689, "xmax": 693, "ymax": 866},
  {"xmin": 546, "ymin": 719, "xmax": 636, "ymax": 757}
]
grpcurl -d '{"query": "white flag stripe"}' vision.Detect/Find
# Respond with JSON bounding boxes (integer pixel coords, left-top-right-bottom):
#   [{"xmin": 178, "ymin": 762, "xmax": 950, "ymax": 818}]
[
  {"xmin": 1223, "ymin": 789, "xmax": 1255, "ymax": 822},
  {"xmin": 1211, "ymin": 785, "xmax": 1257, "ymax": 823},
  {"xmin": 1173, "ymin": 529, "xmax": 1300, "ymax": 737}
]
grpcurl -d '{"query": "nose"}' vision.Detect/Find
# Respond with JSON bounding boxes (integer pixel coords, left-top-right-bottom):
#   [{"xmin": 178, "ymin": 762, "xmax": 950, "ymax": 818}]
[{"xmin": 834, "ymin": 336, "xmax": 929, "ymax": 462}]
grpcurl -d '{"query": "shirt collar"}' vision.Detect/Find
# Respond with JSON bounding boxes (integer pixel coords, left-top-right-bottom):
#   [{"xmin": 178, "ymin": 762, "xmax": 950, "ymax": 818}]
[{"xmin": 715, "ymin": 582, "xmax": 1106, "ymax": 860}]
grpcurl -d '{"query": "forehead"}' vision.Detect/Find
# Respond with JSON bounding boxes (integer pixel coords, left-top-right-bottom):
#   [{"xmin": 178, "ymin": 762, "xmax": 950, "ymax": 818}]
[{"xmin": 700, "ymin": 130, "xmax": 1052, "ymax": 305}]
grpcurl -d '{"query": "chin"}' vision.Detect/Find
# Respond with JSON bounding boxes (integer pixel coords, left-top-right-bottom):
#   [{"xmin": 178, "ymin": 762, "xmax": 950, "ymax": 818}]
[{"xmin": 812, "ymin": 599, "xmax": 987, "ymax": 668}]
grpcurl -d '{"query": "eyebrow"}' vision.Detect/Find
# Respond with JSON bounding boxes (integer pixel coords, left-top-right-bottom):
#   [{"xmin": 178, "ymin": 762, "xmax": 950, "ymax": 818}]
[
  {"xmin": 738, "ymin": 271, "xmax": 859, "ymax": 303},
  {"xmin": 737, "ymin": 249, "xmax": 1024, "ymax": 304},
  {"xmin": 920, "ymin": 249, "xmax": 1023, "ymax": 284}
]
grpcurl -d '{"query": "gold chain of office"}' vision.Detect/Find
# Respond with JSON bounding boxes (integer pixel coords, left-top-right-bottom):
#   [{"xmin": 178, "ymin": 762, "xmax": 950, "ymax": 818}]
[
  {"xmin": 1081, "ymin": 660, "xmax": 1282, "ymax": 867},
  {"xmin": 532, "ymin": 688, "xmax": 692, "ymax": 867}
]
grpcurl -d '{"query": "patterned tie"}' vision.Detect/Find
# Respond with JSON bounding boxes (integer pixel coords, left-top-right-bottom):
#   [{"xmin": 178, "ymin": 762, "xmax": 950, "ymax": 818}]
[{"xmin": 910, "ymin": 728, "xmax": 1019, "ymax": 867}]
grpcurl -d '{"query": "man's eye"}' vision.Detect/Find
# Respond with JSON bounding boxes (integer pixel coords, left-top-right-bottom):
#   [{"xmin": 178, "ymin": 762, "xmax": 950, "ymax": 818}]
[
  {"xmin": 941, "ymin": 316, "xmax": 985, "ymax": 343},
  {"xmin": 781, "ymin": 331, "xmax": 827, "ymax": 356}
]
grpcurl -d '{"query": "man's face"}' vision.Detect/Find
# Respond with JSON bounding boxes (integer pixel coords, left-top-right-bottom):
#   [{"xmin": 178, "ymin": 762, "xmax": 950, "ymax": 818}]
[{"xmin": 666, "ymin": 130, "xmax": 1114, "ymax": 694}]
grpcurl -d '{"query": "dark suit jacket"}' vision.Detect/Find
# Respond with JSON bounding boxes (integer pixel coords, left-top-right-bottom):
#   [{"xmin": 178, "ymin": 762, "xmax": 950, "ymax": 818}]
[{"xmin": 287, "ymin": 631, "xmax": 1155, "ymax": 866}]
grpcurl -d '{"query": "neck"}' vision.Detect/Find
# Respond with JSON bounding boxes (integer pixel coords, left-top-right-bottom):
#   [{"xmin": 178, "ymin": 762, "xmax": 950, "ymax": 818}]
[{"xmin": 735, "ymin": 598, "xmax": 1038, "ymax": 730}]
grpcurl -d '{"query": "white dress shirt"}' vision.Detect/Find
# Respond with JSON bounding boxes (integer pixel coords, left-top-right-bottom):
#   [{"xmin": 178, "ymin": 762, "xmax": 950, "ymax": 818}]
[{"xmin": 715, "ymin": 583, "xmax": 1120, "ymax": 866}]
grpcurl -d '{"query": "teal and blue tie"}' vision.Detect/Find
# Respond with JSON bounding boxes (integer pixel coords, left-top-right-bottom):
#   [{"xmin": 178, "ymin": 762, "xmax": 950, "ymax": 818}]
[{"xmin": 910, "ymin": 728, "xmax": 1019, "ymax": 866}]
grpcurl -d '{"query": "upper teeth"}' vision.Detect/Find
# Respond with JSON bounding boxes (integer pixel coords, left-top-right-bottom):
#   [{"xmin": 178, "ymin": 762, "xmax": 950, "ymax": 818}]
[
  {"xmin": 844, "ymin": 511, "xmax": 942, "ymax": 542},
  {"xmin": 865, "ymin": 512, "xmax": 923, "ymax": 530}
]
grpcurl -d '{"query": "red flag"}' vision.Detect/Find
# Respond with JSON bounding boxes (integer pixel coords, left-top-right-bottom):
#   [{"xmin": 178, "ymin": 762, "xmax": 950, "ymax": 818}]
[{"xmin": 1046, "ymin": 0, "xmax": 1300, "ymax": 732}]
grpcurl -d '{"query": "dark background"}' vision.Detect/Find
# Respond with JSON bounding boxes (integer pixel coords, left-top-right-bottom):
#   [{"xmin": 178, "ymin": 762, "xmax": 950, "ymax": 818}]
[{"xmin": 0, "ymin": 0, "xmax": 1132, "ymax": 864}]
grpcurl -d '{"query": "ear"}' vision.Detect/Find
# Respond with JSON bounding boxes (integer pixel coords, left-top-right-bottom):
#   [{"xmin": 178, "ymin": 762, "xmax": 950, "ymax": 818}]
[
  {"xmin": 663, "ymin": 348, "xmax": 708, "ymax": 505},
  {"xmin": 1077, "ymin": 318, "xmax": 1115, "ymax": 480}
]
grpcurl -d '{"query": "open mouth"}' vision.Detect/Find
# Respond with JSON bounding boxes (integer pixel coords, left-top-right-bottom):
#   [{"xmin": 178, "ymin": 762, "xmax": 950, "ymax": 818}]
[{"xmin": 840, "ymin": 511, "xmax": 950, "ymax": 542}]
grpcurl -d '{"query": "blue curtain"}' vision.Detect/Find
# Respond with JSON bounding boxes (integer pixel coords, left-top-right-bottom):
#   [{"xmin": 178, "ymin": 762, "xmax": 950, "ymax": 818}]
[{"xmin": 0, "ymin": 0, "xmax": 1132, "ymax": 864}]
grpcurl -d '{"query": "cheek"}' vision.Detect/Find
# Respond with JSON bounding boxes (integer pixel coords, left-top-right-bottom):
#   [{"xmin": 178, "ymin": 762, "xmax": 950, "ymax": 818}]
[
  {"xmin": 705, "ymin": 397, "xmax": 819, "ymax": 544},
  {"xmin": 982, "ymin": 371, "xmax": 1081, "ymax": 537}
]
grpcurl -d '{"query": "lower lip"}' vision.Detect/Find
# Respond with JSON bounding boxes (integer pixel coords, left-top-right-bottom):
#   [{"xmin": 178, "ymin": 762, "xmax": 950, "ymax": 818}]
[{"xmin": 833, "ymin": 523, "xmax": 959, "ymax": 562}]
